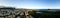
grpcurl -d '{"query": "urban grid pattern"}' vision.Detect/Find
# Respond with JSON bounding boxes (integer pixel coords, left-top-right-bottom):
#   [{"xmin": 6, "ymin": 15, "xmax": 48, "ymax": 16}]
[{"xmin": 0, "ymin": 7, "xmax": 33, "ymax": 18}]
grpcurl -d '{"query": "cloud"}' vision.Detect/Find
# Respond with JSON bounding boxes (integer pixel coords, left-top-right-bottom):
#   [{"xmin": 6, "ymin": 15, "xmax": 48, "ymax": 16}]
[{"xmin": 0, "ymin": 0, "xmax": 60, "ymax": 9}]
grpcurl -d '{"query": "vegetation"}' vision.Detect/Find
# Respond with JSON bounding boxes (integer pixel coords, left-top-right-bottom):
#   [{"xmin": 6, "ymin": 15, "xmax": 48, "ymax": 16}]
[
  {"xmin": 28, "ymin": 10, "xmax": 36, "ymax": 15},
  {"xmin": 28, "ymin": 10, "xmax": 60, "ymax": 18}
]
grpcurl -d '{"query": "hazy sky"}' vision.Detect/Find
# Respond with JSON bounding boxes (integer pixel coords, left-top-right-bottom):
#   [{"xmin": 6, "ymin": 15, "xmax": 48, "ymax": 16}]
[{"xmin": 0, "ymin": 0, "xmax": 60, "ymax": 9}]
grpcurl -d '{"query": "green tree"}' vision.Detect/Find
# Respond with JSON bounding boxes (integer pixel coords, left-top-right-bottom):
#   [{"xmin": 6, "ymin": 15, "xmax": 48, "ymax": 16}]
[{"xmin": 28, "ymin": 10, "xmax": 36, "ymax": 15}]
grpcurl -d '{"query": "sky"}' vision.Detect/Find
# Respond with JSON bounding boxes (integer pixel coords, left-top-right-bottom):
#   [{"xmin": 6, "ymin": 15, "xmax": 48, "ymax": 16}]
[{"xmin": 0, "ymin": 0, "xmax": 60, "ymax": 9}]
